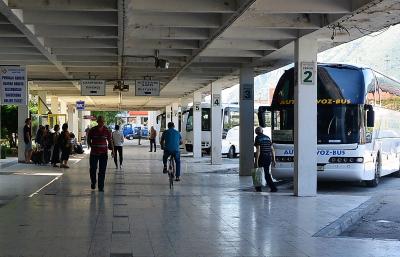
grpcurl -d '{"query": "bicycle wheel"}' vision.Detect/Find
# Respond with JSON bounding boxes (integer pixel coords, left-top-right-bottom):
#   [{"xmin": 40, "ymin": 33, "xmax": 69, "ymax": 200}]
[{"xmin": 168, "ymin": 158, "xmax": 174, "ymax": 189}]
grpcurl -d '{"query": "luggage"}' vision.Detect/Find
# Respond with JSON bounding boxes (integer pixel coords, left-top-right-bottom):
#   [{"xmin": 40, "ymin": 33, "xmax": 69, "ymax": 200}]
[
  {"xmin": 74, "ymin": 144, "xmax": 84, "ymax": 154},
  {"xmin": 31, "ymin": 149, "xmax": 44, "ymax": 165}
]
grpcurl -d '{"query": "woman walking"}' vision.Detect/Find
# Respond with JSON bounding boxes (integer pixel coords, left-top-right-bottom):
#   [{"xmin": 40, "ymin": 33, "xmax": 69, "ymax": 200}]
[
  {"xmin": 112, "ymin": 125, "xmax": 124, "ymax": 169},
  {"xmin": 59, "ymin": 123, "xmax": 71, "ymax": 169}
]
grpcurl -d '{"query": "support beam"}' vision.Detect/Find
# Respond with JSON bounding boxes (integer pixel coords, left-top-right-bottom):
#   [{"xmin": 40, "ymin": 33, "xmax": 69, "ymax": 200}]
[
  {"xmin": 239, "ymin": 65, "xmax": 254, "ymax": 176},
  {"xmin": 165, "ymin": 105, "xmax": 172, "ymax": 130},
  {"xmin": 51, "ymin": 96, "xmax": 59, "ymax": 114},
  {"xmin": 171, "ymin": 102, "xmax": 179, "ymax": 130},
  {"xmin": 192, "ymin": 92, "xmax": 202, "ymax": 159},
  {"xmin": 0, "ymin": 2, "xmax": 71, "ymax": 79},
  {"xmin": 8, "ymin": 0, "xmax": 117, "ymax": 11},
  {"xmin": 294, "ymin": 37, "xmax": 318, "ymax": 197},
  {"xmin": 128, "ymin": 0, "xmax": 237, "ymax": 13},
  {"xmin": 17, "ymin": 105, "xmax": 29, "ymax": 162},
  {"xmin": 211, "ymin": 83, "xmax": 222, "ymax": 165},
  {"xmin": 251, "ymin": 0, "xmax": 352, "ymax": 14}
]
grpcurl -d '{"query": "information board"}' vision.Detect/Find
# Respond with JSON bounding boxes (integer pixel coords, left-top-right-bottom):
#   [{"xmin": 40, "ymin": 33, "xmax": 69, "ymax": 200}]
[
  {"xmin": 135, "ymin": 80, "xmax": 160, "ymax": 96},
  {"xmin": 81, "ymin": 80, "xmax": 106, "ymax": 96},
  {"xmin": 301, "ymin": 62, "xmax": 316, "ymax": 85},
  {"xmin": 1, "ymin": 66, "xmax": 27, "ymax": 105},
  {"xmin": 76, "ymin": 100, "xmax": 85, "ymax": 111}
]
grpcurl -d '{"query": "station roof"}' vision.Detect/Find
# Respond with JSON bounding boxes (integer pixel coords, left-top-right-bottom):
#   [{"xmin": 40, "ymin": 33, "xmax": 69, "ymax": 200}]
[{"xmin": 0, "ymin": 0, "xmax": 399, "ymax": 110}]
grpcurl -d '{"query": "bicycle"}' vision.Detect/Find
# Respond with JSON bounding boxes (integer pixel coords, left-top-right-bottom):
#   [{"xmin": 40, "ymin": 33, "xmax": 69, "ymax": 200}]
[{"xmin": 167, "ymin": 155, "xmax": 175, "ymax": 189}]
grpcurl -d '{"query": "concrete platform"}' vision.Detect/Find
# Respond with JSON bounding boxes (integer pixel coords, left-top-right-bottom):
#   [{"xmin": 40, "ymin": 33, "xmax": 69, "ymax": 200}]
[{"xmin": 0, "ymin": 144, "xmax": 399, "ymax": 257}]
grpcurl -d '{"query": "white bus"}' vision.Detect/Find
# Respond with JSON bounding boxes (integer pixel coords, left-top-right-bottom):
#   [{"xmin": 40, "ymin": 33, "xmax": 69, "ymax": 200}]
[
  {"xmin": 258, "ymin": 63, "xmax": 400, "ymax": 187},
  {"xmin": 184, "ymin": 103, "xmax": 264, "ymax": 158}
]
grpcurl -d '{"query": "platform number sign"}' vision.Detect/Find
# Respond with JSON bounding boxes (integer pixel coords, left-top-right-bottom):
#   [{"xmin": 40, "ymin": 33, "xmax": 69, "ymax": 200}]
[
  {"xmin": 194, "ymin": 102, "xmax": 201, "ymax": 112},
  {"xmin": 301, "ymin": 62, "xmax": 316, "ymax": 85},
  {"xmin": 241, "ymin": 84, "xmax": 253, "ymax": 101},
  {"xmin": 76, "ymin": 100, "xmax": 85, "ymax": 111},
  {"xmin": 213, "ymin": 94, "xmax": 221, "ymax": 107}
]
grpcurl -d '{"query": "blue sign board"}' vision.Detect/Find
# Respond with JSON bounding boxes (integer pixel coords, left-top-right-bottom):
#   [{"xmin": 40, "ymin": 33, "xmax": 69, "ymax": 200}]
[{"xmin": 76, "ymin": 100, "xmax": 85, "ymax": 111}]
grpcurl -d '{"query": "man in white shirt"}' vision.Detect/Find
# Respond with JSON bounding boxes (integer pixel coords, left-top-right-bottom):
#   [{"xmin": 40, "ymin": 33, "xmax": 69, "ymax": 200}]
[{"xmin": 112, "ymin": 125, "xmax": 124, "ymax": 169}]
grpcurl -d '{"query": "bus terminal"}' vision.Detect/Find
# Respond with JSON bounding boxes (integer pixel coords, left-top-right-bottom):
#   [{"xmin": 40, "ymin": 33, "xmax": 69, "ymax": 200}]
[{"xmin": 1, "ymin": 1, "xmax": 400, "ymax": 256}]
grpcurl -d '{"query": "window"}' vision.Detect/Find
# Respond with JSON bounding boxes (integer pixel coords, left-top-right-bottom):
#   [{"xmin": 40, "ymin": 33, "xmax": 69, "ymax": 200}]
[
  {"xmin": 375, "ymin": 71, "xmax": 400, "ymax": 111},
  {"xmin": 223, "ymin": 107, "xmax": 240, "ymax": 131},
  {"xmin": 186, "ymin": 108, "xmax": 211, "ymax": 132}
]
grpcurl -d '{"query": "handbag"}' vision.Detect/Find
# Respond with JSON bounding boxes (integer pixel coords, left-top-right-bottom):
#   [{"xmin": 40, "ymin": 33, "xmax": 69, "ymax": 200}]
[{"xmin": 251, "ymin": 167, "xmax": 264, "ymax": 188}]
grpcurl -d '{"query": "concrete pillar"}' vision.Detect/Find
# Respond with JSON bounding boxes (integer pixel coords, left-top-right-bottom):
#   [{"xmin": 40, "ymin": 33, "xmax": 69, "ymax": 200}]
[
  {"xmin": 60, "ymin": 100, "xmax": 67, "ymax": 115},
  {"xmin": 37, "ymin": 91, "xmax": 47, "ymax": 115},
  {"xmin": 165, "ymin": 105, "xmax": 172, "ymax": 130},
  {"xmin": 171, "ymin": 102, "xmax": 179, "ymax": 128},
  {"xmin": 51, "ymin": 96, "xmax": 59, "ymax": 114},
  {"xmin": 67, "ymin": 104, "xmax": 78, "ymax": 137},
  {"xmin": 294, "ymin": 37, "xmax": 318, "ymax": 197},
  {"xmin": 211, "ymin": 83, "xmax": 222, "ymax": 165},
  {"xmin": 18, "ymin": 105, "xmax": 29, "ymax": 162},
  {"xmin": 193, "ymin": 92, "xmax": 202, "ymax": 158},
  {"xmin": 239, "ymin": 65, "xmax": 254, "ymax": 176}
]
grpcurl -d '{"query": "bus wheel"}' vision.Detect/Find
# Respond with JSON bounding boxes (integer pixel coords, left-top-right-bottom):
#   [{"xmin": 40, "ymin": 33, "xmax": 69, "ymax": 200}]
[
  {"xmin": 366, "ymin": 157, "xmax": 381, "ymax": 187},
  {"xmin": 228, "ymin": 146, "xmax": 236, "ymax": 159}
]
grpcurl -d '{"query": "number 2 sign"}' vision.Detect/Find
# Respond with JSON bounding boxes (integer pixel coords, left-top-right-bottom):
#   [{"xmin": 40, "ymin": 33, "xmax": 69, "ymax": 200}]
[{"xmin": 301, "ymin": 62, "xmax": 316, "ymax": 85}]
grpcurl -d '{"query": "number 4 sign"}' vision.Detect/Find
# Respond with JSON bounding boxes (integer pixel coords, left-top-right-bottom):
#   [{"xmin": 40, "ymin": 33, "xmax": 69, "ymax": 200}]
[
  {"xmin": 301, "ymin": 62, "xmax": 316, "ymax": 85},
  {"xmin": 212, "ymin": 94, "xmax": 221, "ymax": 107}
]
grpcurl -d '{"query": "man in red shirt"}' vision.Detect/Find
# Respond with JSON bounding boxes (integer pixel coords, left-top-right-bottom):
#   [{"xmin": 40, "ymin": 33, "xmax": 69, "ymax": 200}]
[{"xmin": 87, "ymin": 116, "xmax": 114, "ymax": 192}]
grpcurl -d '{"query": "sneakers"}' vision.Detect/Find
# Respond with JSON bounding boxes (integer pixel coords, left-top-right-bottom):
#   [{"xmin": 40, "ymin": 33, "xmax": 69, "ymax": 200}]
[
  {"xmin": 163, "ymin": 166, "xmax": 167, "ymax": 174},
  {"xmin": 174, "ymin": 177, "xmax": 180, "ymax": 182}
]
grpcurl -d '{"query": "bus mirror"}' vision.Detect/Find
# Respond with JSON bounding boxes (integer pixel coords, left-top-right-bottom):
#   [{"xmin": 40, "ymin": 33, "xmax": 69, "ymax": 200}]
[
  {"xmin": 258, "ymin": 106, "xmax": 271, "ymax": 128},
  {"xmin": 365, "ymin": 105, "xmax": 374, "ymax": 127}
]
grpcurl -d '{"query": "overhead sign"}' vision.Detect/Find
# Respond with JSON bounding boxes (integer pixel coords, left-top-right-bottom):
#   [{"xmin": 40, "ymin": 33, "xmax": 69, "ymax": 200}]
[
  {"xmin": 76, "ymin": 100, "xmax": 85, "ymax": 111},
  {"xmin": 0, "ymin": 66, "xmax": 27, "ymax": 105},
  {"xmin": 80, "ymin": 80, "xmax": 106, "ymax": 96},
  {"xmin": 212, "ymin": 94, "xmax": 221, "ymax": 107},
  {"xmin": 83, "ymin": 115, "xmax": 97, "ymax": 120},
  {"xmin": 135, "ymin": 80, "xmax": 160, "ymax": 96},
  {"xmin": 301, "ymin": 62, "xmax": 316, "ymax": 85}
]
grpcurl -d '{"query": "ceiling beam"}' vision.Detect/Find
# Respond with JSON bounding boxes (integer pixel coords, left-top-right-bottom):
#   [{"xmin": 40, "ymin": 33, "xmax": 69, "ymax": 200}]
[
  {"xmin": 200, "ymin": 48, "xmax": 264, "ymax": 57},
  {"xmin": 127, "ymin": 27, "xmax": 209, "ymax": 40},
  {"xmin": 129, "ymin": 13, "xmax": 221, "ymax": 29},
  {"xmin": 209, "ymin": 39, "xmax": 277, "ymax": 50},
  {"xmin": 220, "ymin": 28, "xmax": 301, "ymax": 40},
  {"xmin": 45, "ymin": 38, "xmax": 117, "ymax": 48},
  {"xmin": 8, "ymin": 0, "xmax": 117, "ymax": 11},
  {"xmin": 34, "ymin": 25, "xmax": 117, "ymax": 38},
  {"xmin": 52, "ymin": 48, "xmax": 117, "ymax": 56},
  {"xmin": 22, "ymin": 11, "xmax": 117, "ymax": 26},
  {"xmin": 125, "ymin": 39, "xmax": 199, "ymax": 50},
  {"xmin": 0, "ymin": 37, "xmax": 33, "ymax": 47},
  {"xmin": 234, "ymin": 13, "xmax": 322, "ymax": 29},
  {"xmin": 250, "ymin": 0, "xmax": 352, "ymax": 14},
  {"xmin": 128, "ymin": 0, "xmax": 237, "ymax": 13}
]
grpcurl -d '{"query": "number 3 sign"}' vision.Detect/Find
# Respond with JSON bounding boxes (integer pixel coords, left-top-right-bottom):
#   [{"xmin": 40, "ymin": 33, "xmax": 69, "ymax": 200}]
[{"xmin": 301, "ymin": 62, "xmax": 316, "ymax": 85}]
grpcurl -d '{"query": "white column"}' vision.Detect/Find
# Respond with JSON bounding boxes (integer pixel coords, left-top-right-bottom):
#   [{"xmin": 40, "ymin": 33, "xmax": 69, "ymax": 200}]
[
  {"xmin": 239, "ymin": 65, "xmax": 254, "ymax": 176},
  {"xmin": 211, "ymin": 83, "xmax": 222, "ymax": 165},
  {"xmin": 51, "ymin": 96, "xmax": 59, "ymax": 114},
  {"xmin": 294, "ymin": 37, "xmax": 318, "ymax": 197},
  {"xmin": 37, "ymin": 91, "xmax": 47, "ymax": 114},
  {"xmin": 171, "ymin": 102, "xmax": 179, "ymax": 128},
  {"xmin": 165, "ymin": 105, "xmax": 172, "ymax": 130},
  {"xmin": 60, "ymin": 100, "xmax": 67, "ymax": 115},
  {"xmin": 67, "ymin": 104, "xmax": 78, "ymax": 137},
  {"xmin": 193, "ymin": 92, "xmax": 202, "ymax": 158},
  {"xmin": 18, "ymin": 105, "xmax": 29, "ymax": 162}
]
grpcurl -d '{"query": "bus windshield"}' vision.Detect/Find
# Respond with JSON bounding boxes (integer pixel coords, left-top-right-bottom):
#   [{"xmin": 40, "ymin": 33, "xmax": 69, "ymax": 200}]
[
  {"xmin": 272, "ymin": 105, "xmax": 361, "ymax": 144},
  {"xmin": 186, "ymin": 108, "xmax": 211, "ymax": 132}
]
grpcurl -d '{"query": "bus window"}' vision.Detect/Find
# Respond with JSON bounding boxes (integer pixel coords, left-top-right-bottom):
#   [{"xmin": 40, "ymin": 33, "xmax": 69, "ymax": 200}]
[
  {"xmin": 223, "ymin": 107, "xmax": 239, "ymax": 131},
  {"xmin": 375, "ymin": 71, "xmax": 400, "ymax": 111},
  {"xmin": 202, "ymin": 108, "xmax": 211, "ymax": 131},
  {"xmin": 364, "ymin": 69, "xmax": 376, "ymax": 105},
  {"xmin": 186, "ymin": 110, "xmax": 193, "ymax": 132}
]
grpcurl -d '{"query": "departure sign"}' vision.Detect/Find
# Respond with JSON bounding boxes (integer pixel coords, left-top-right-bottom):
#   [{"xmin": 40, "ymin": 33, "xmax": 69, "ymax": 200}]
[
  {"xmin": 135, "ymin": 80, "xmax": 160, "ymax": 96},
  {"xmin": 0, "ymin": 66, "xmax": 27, "ymax": 105},
  {"xmin": 81, "ymin": 80, "xmax": 106, "ymax": 96}
]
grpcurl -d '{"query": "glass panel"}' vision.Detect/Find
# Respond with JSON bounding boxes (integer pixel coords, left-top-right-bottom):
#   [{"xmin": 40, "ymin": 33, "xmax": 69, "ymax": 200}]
[
  {"xmin": 186, "ymin": 110, "xmax": 193, "ymax": 132},
  {"xmin": 202, "ymin": 108, "xmax": 211, "ymax": 131},
  {"xmin": 375, "ymin": 71, "xmax": 400, "ymax": 111}
]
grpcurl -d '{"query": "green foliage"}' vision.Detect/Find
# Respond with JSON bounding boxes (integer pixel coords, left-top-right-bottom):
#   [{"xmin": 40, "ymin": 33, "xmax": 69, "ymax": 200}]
[
  {"xmin": 91, "ymin": 111, "xmax": 123, "ymax": 125},
  {"xmin": 1, "ymin": 105, "xmax": 18, "ymax": 139},
  {"xmin": 29, "ymin": 97, "xmax": 38, "ymax": 114}
]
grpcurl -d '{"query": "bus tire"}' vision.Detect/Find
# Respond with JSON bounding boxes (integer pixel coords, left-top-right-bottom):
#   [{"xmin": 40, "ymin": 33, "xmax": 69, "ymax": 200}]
[
  {"xmin": 366, "ymin": 156, "xmax": 381, "ymax": 187},
  {"xmin": 228, "ymin": 146, "xmax": 237, "ymax": 159}
]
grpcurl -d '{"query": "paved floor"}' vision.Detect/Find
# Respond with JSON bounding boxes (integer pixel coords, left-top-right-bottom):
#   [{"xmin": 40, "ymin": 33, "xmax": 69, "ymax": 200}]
[{"xmin": 0, "ymin": 143, "xmax": 400, "ymax": 257}]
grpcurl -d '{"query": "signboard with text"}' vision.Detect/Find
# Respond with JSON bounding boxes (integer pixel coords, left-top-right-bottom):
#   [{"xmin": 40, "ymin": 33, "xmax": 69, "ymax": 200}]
[
  {"xmin": 1, "ymin": 66, "xmax": 27, "ymax": 105},
  {"xmin": 135, "ymin": 80, "xmax": 160, "ymax": 96},
  {"xmin": 241, "ymin": 84, "xmax": 253, "ymax": 101},
  {"xmin": 212, "ymin": 94, "xmax": 221, "ymax": 107},
  {"xmin": 194, "ymin": 102, "xmax": 201, "ymax": 112},
  {"xmin": 80, "ymin": 80, "xmax": 106, "ymax": 96}
]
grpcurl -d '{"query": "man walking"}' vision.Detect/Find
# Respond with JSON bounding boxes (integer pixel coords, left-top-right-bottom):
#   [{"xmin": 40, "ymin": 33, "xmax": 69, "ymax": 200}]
[
  {"xmin": 149, "ymin": 126, "xmax": 157, "ymax": 152},
  {"xmin": 160, "ymin": 122, "xmax": 182, "ymax": 181},
  {"xmin": 254, "ymin": 127, "xmax": 278, "ymax": 192},
  {"xmin": 23, "ymin": 118, "xmax": 33, "ymax": 163},
  {"xmin": 112, "ymin": 124, "xmax": 124, "ymax": 169},
  {"xmin": 87, "ymin": 116, "xmax": 114, "ymax": 192}
]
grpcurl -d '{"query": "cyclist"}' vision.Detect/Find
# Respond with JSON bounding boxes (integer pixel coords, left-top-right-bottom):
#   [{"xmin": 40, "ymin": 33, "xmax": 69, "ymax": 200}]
[{"xmin": 160, "ymin": 122, "xmax": 182, "ymax": 181}]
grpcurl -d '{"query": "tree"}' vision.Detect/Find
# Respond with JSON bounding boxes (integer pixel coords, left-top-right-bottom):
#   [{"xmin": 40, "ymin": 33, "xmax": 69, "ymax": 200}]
[{"xmin": 91, "ymin": 111, "xmax": 123, "ymax": 125}]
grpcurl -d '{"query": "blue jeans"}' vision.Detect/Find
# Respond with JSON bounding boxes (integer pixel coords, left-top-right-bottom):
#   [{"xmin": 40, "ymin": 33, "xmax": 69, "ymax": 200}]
[
  {"xmin": 90, "ymin": 154, "xmax": 108, "ymax": 190},
  {"xmin": 163, "ymin": 150, "xmax": 181, "ymax": 177}
]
